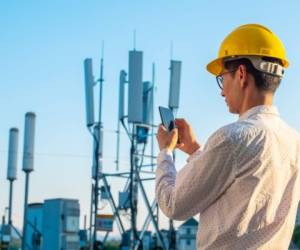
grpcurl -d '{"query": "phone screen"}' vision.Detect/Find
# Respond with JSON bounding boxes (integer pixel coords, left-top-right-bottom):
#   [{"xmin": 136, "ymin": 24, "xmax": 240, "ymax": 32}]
[{"xmin": 159, "ymin": 106, "xmax": 175, "ymax": 132}]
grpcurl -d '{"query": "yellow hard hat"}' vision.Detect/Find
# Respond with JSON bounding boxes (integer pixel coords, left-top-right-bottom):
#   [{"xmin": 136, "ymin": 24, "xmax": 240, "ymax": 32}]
[{"xmin": 206, "ymin": 24, "xmax": 289, "ymax": 76}]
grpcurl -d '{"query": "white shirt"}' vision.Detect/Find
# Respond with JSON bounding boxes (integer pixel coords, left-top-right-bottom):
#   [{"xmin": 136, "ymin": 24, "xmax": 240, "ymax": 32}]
[{"xmin": 155, "ymin": 105, "xmax": 300, "ymax": 249}]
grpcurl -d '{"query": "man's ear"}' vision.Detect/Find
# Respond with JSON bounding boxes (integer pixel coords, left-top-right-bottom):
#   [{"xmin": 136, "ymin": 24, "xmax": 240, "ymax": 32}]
[{"xmin": 238, "ymin": 64, "xmax": 248, "ymax": 89}]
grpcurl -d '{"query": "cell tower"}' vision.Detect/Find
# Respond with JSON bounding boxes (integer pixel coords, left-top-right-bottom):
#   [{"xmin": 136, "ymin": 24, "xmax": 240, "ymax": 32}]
[{"xmin": 84, "ymin": 45, "xmax": 182, "ymax": 250}]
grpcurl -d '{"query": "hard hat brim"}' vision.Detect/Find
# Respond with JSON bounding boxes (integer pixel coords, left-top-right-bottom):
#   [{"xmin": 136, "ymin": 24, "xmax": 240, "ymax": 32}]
[{"xmin": 206, "ymin": 57, "xmax": 224, "ymax": 76}]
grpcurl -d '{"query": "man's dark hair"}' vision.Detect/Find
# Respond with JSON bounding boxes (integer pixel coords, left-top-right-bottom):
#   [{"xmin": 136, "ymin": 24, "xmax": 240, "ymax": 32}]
[{"xmin": 224, "ymin": 57, "xmax": 283, "ymax": 93}]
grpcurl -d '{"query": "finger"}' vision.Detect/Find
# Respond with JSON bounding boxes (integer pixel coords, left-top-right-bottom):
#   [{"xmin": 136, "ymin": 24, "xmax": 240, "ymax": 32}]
[
  {"xmin": 171, "ymin": 128, "xmax": 178, "ymax": 135},
  {"xmin": 175, "ymin": 120, "xmax": 184, "ymax": 128},
  {"xmin": 175, "ymin": 119, "xmax": 183, "ymax": 125},
  {"xmin": 175, "ymin": 120, "xmax": 182, "ymax": 126},
  {"xmin": 175, "ymin": 118, "xmax": 186, "ymax": 124},
  {"xmin": 158, "ymin": 124, "xmax": 165, "ymax": 132},
  {"xmin": 159, "ymin": 124, "xmax": 168, "ymax": 132},
  {"xmin": 175, "ymin": 119, "xmax": 187, "ymax": 127}
]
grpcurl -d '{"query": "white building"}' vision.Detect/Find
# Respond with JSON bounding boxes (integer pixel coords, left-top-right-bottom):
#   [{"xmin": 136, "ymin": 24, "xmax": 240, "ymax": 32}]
[{"xmin": 177, "ymin": 218, "xmax": 198, "ymax": 250}]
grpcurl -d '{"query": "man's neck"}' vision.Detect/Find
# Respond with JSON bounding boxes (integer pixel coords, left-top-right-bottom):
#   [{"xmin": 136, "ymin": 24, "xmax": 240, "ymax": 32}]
[{"xmin": 239, "ymin": 92, "xmax": 274, "ymax": 116}]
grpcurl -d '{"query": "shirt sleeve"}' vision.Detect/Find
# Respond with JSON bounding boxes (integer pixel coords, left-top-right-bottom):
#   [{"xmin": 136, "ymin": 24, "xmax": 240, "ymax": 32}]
[
  {"xmin": 186, "ymin": 148, "xmax": 203, "ymax": 163},
  {"xmin": 155, "ymin": 130, "xmax": 237, "ymax": 221}
]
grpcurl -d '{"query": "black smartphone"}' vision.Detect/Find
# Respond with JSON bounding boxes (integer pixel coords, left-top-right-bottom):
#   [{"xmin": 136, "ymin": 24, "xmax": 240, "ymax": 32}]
[{"xmin": 158, "ymin": 106, "xmax": 175, "ymax": 132}]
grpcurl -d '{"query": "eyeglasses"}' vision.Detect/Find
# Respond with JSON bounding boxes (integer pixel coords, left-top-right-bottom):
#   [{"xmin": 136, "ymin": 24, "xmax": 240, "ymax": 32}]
[{"xmin": 216, "ymin": 69, "xmax": 237, "ymax": 90}]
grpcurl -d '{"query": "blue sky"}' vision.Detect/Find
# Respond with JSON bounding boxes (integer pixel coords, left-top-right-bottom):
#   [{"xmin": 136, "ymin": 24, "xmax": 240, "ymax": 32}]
[{"xmin": 1, "ymin": 0, "xmax": 300, "ymax": 238}]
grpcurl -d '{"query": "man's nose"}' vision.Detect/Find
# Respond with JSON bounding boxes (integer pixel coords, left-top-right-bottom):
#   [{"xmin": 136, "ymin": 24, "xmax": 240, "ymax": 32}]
[{"xmin": 221, "ymin": 89, "xmax": 225, "ymax": 97}]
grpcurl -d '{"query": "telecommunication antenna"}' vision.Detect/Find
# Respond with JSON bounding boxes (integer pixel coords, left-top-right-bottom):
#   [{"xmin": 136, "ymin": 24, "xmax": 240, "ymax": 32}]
[
  {"xmin": 168, "ymin": 56, "xmax": 182, "ymax": 250},
  {"xmin": 133, "ymin": 30, "xmax": 136, "ymax": 50},
  {"xmin": 21, "ymin": 112, "xmax": 36, "ymax": 250},
  {"xmin": 7, "ymin": 128, "xmax": 19, "ymax": 227}
]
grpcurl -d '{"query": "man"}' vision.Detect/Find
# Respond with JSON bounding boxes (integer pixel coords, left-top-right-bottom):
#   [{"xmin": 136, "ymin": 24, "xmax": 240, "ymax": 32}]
[{"xmin": 156, "ymin": 24, "xmax": 300, "ymax": 249}]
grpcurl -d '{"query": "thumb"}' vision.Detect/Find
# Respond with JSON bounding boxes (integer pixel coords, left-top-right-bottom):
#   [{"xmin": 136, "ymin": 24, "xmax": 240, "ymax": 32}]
[{"xmin": 176, "ymin": 142, "xmax": 185, "ymax": 149}]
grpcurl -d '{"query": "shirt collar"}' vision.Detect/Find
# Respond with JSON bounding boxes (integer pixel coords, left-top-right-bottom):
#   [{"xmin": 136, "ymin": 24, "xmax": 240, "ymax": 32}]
[{"xmin": 238, "ymin": 105, "xmax": 279, "ymax": 121}]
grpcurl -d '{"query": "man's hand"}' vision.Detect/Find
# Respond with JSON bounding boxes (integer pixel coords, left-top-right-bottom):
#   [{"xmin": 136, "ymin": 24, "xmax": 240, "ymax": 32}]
[
  {"xmin": 175, "ymin": 118, "xmax": 201, "ymax": 155},
  {"xmin": 156, "ymin": 124, "xmax": 179, "ymax": 151}
]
